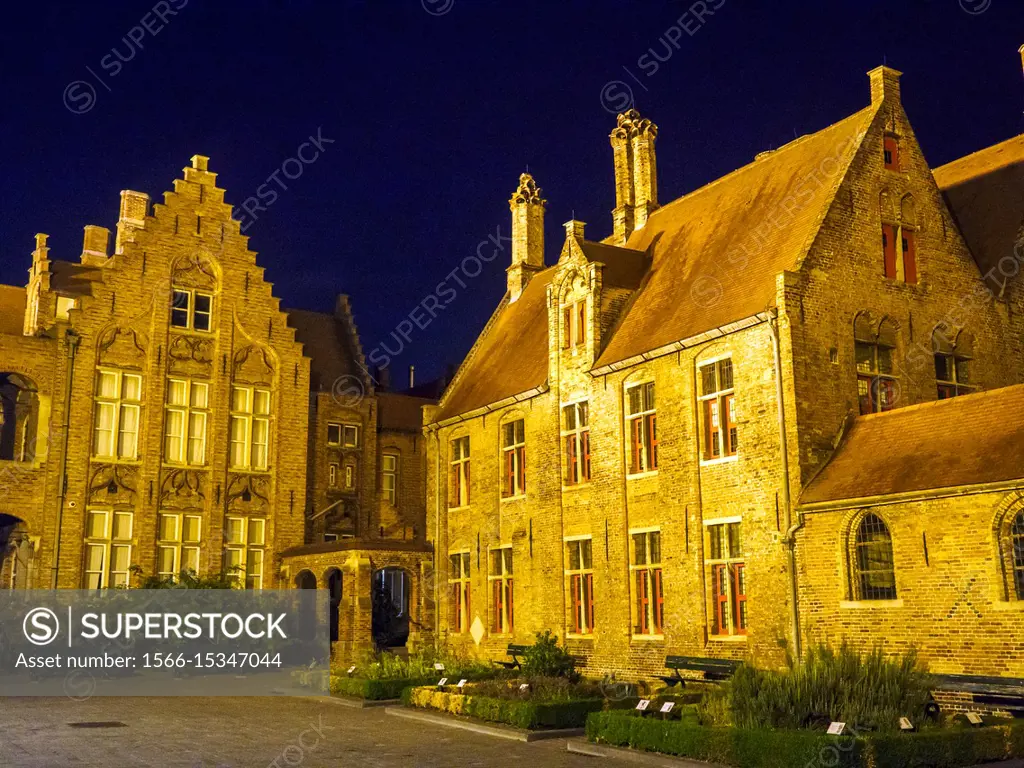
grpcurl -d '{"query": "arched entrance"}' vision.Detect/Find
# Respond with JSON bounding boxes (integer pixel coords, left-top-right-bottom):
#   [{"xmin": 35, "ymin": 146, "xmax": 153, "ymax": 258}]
[
  {"xmin": 324, "ymin": 568, "xmax": 342, "ymax": 644},
  {"xmin": 372, "ymin": 567, "xmax": 410, "ymax": 649},
  {"xmin": 0, "ymin": 514, "xmax": 31, "ymax": 589},
  {"xmin": 294, "ymin": 570, "xmax": 317, "ymax": 589},
  {"xmin": 0, "ymin": 374, "xmax": 39, "ymax": 462}
]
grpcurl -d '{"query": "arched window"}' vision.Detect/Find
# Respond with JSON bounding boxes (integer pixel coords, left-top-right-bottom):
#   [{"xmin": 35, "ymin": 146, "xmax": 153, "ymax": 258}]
[
  {"xmin": 1012, "ymin": 511, "xmax": 1024, "ymax": 600},
  {"xmin": 855, "ymin": 315, "xmax": 899, "ymax": 415},
  {"xmin": 934, "ymin": 328, "xmax": 975, "ymax": 399},
  {"xmin": 853, "ymin": 513, "xmax": 897, "ymax": 600}
]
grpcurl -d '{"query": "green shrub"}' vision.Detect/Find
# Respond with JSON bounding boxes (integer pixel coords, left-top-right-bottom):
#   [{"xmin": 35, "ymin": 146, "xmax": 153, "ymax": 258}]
[
  {"xmin": 405, "ymin": 685, "xmax": 605, "ymax": 729},
  {"xmin": 521, "ymin": 631, "xmax": 580, "ymax": 682}
]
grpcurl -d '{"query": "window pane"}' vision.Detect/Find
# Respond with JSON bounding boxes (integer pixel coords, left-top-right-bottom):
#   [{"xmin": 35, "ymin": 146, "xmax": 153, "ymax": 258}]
[
  {"xmin": 226, "ymin": 518, "xmax": 245, "ymax": 545},
  {"xmin": 225, "ymin": 548, "xmax": 242, "ymax": 568},
  {"xmin": 86, "ymin": 511, "xmax": 107, "ymax": 539},
  {"xmin": 230, "ymin": 417, "xmax": 248, "ymax": 467},
  {"xmin": 581, "ymin": 538, "xmax": 592, "ymax": 569},
  {"xmin": 327, "ymin": 424, "xmax": 341, "ymax": 444},
  {"xmin": 231, "ymin": 387, "xmax": 250, "ymax": 413},
  {"xmin": 649, "ymin": 532, "xmax": 661, "ymax": 564},
  {"xmin": 701, "ymin": 364, "xmax": 717, "ymax": 395},
  {"xmin": 188, "ymin": 412, "xmax": 207, "ymax": 464},
  {"xmin": 877, "ymin": 346, "xmax": 893, "ymax": 375},
  {"xmin": 252, "ymin": 418, "xmax": 269, "ymax": 469},
  {"xmin": 248, "ymin": 518, "xmax": 265, "ymax": 546},
  {"xmin": 934, "ymin": 354, "xmax": 951, "ymax": 382},
  {"xmin": 718, "ymin": 359, "xmax": 734, "ymax": 390},
  {"xmin": 167, "ymin": 379, "xmax": 188, "ymax": 406},
  {"xmin": 97, "ymin": 371, "xmax": 118, "ymax": 398},
  {"xmin": 165, "ymin": 410, "xmax": 185, "ymax": 461},
  {"xmin": 253, "ymin": 390, "xmax": 270, "ymax": 415},
  {"xmin": 855, "ymin": 342, "xmax": 874, "ymax": 373},
  {"xmin": 182, "ymin": 546, "xmax": 200, "ymax": 573},
  {"xmin": 182, "ymin": 516, "xmax": 201, "ymax": 543},
  {"xmin": 627, "ymin": 386, "xmax": 641, "ymax": 416},
  {"xmin": 709, "ymin": 525, "xmax": 723, "ymax": 560},
  {"xmin": 118, "ymin": 405, "xmax": 139, "ymax": 457},
  {"xmin": 567, "ymin": 541, "xmax": 580, "ymax": 571},
  {"xmin": 643, "ymin": 382, "xmax": 655, "ymax": 411},
  {"xmin": 111, "ymin": 544, "xmax": 130, "ymax": 572},
  {"xmin": 113, "ymin": 512, "xmax": 132, "ymax": 540},
  {"xmin": 562, "ymin": 404, "xmax": 576, "ymax": 431},
  {"xmin": 343, "ymin": 425, "xmax": 358, "ymax": 446},
  {"xmin": 158, "ymin": 547, "xmax": 176, "ymax": 576},
  {"xmin": 632, "ymin": 533, "xmax": 646, "ymax": 565},
  {"xmin": 193, "ymin": 293, "xmax": 211, "ymax": 313},
  {"xmin": 955, "ymin": 358, "xmax": 970, "ymax": 385},
  {"xmin": 86, "ymin": 544, "xmax": 106, "ymax": 571},
  {"xmin": 578, "ymin": 401, "xmax": 588, "ymax": 427},
  {"xmin": 191, "ymin": 382, "xmax": 209, "ymax": 408},
  {"xmin": 158, "ymin": 514, "xmax": 178, "ymax": 542},
  {"xmin": 122, "ymin": 375, "xmax": 141, "ymax": 402},
  {"xmin": 503, "ymin": 548, "xmax": 513, "ymax": 574}
]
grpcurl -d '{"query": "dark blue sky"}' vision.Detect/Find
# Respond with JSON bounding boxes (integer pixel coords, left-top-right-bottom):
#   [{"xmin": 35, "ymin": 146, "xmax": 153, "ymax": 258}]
[{"xmin": 2, "ymin": 1, "xmax": 1022, "ymax": 382}]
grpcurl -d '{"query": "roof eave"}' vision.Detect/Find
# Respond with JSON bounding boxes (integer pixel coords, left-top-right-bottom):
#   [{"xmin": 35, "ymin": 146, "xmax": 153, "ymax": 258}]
[
  {"xmin": 428, "ymin": 382, "xmax": 550, "ymax": 430},
  {"xmin": 799, "ymin": 477, "xmax": 1024, "ymax": 513}
]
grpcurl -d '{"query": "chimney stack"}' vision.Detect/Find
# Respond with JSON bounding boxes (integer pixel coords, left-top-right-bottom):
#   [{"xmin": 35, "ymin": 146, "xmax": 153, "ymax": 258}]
[
  {"xmin": 610, "ymin": 109, "xmax": 658, "ymax": 244},
  {"xmin": 507, "ymin": 173, "xmax": 546, "ymax": 302},
  {"xmin": 116, "ymin": 189, "xmax": 150, "ymax": 253},
  {"xmin": 868, "ymin": 65, "xmax": 902, "ymax": 106},
  {"xmin": 81, "ymin": 225, "xmax": 111, "ymax": 266}
]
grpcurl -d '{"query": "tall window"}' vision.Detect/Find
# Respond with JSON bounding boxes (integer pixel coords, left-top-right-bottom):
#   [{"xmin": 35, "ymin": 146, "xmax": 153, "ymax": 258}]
[
  {"xmin": 630, "ymin": 530, "xmax": 663, "ymax": 635},
  {"xmin": 84, "ymin": 509, "xmax": 133, "ymax": 589},
  {"xmin": 344, "ymin": 462, "xmax": 356, "ymax": 490},
  {"xmin": 1011, "ymin": 512, "xmax": 1024, "ymax": 600},
  {"xmin": 164, "ymin": 379, "xmax": 209, "ymax": 465},
  {"xmin": 883, "ymin": 135, "xmax": 900, "ymax": 171},
  {"xmin": 855, "ymin": 317, "xmax": 898, "ymax": 415},
  {"xmin": 171, "ymin": 288, "xmax": 213, "ymax": 331},
  {"xmin": 881, "ymin": 224, "xmax": 917, "ymax": 283},
  {"xmin": 562, "ymin": 402, "xmax": 591, "ymax": 485},
  {"xmin": 448, "ymin": 551, "xmax": 471, "ymax": 633},
  {"xmin": 382, "ymin": 453, "xmax": 398, "ymax": 505},
  {"xmin": 329, "ymin": 463, "xmax": 338, "ymax": 487},
  {"xmin": 450, "ymin": 436, "xmax": 470, "ymax": 508},
  {"xmin": 566, "ymin": 538, "xmax": 594, "ymax": 634},
  {"xmin": 157, "ymin": 512, "xmax": 201, "ymax": 579},
  {"xmin": 934, "ymin": 329, "xmax": 975, "ymax": 400},
  {"xmin": 93, "ymin": 370, "xmax": 142, "ymax": 459},
  {"xmin": 561, "ymin": 300, "xmax": 586, "ymax": 349},
  {"xmin": 230, "ymin": 386, "xmax": 270, "ymax": 470},
  {"xmin": 853, "ymin": 513, "xmax": 897, "ymax": 601},
  {"xmin": 489, "ymin": 546, "xmax": 514, "ymax": 634},
  {"xmin": 700, "ymin": 359, "xmax": 737, "ymax": 460},
  {"xmin": 626, "ymin": 381, "xmax": 657, "ymax": 474},
  {"xmin": 225, "ymin": 516, "xmax": 265, "ymax": 589},
  {"xmin": 501, "ymin": 419, "xmax": 526, "ymax": 498},
  {"xmin": 707, "ymin": 522, "xmax": 746, "ymax": 636}
]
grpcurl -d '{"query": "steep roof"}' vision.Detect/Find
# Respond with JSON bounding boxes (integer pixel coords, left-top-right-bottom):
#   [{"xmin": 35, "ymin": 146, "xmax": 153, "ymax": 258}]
[
  {"xmin": 801, "ymin": 385, "xmax": 1024, "ymax": 505},
  {"xmin": 377, "ymin": 391, "xmax": 435, "ymax": 431},
  {"xmin": 933, "ymin": 134, "xmax": 1024, "ymax": 282},
  {"xmin": 596, "ymin": 106, "xmax": 875, "ymax": 368},
  {"xmin": 435, "ymin": 268, "xmax": 554, "ymax": 421},
  {"xmin": 0, "ymin": 285, "xmax": 25, "ymax": 336},
  {"xmin": 286, "ymin": 308, "xmax": 364, "ymax": 393}
]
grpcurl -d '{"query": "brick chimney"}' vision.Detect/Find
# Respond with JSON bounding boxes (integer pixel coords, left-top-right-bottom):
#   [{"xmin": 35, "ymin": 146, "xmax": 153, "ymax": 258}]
[
  {"xmin": 507, "ymin": 173, "xmax": 546, "ymax": 302},
  {"xmin": 81, "ymin": 225, "xmax": 111, "ymax": 266},
  {"xmin": 868, "ymin": 65, "xmax": 902, "ymax": 106},
  {"xmin": 610, "ymin": 109, "xmax": 658, "ymax": 244},
  {"xmin": 115, "ymin": 189, "xmax": 150, "ymax": 253}
]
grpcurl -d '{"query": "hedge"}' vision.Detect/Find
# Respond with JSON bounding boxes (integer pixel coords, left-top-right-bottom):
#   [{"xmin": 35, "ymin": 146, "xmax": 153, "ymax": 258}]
[
  {"xmin": 403, "ymin": 686, "xmax": 612, "ymax": 730},
  {"xmin": 332, "ymin": 676, "xmax": 436, "ymax": 700},
  {"xmin": 587, "ymin": 711, "xmax": 1024, "ymax": 768}
]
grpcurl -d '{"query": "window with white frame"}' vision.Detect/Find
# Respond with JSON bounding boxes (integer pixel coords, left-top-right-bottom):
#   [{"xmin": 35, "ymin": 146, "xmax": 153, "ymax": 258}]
[
  {"xmin": 449, "ymin": 436, "xmax": 470, "ymax": 508},
  {"xmin": 329, "ymin": 463, "xmax": 339, "ymax": 487},
  {"xmin": 382, "ymin": 453, "xmax": 398, "ymax": 505},
  {"xmin": 171, "ymin": 288, "xmax": 213, "ymax": 332},
  {"xmin": 562, "ymin": 401, "xmax": 591, "ymax": 485},
  {"xmin": 448, "ymin": 551, "xmax": 471, "ymax": 633},
  {"xmin": 84, "ymin": 509, "xmax": 133, "ymax": 589},
  {"xmin": 230, "ymin": 386, "xmax": 270, "ymax": 470},
  {"xmin": 344, "ymin": 461, "xmax": 356, "ymax": 490},
  {"xmin": 566, "ymin": 537, "xmax": 594, "ymax": 634},
  {"xmin": 224, "ymin": 516, "xmax": 266, "ymax": 589},
  {"xmin": 706, "ymin": 521, "xmax": 746, "ymax": 636},
  {"xmin": 327, "ymin": 422, "xmax": 359, "ymax": 448},
  {"xmin": 157, "ymin": 512, "xmax": 201, "ymax": 580},
  {"xmin": 489, "ymin": 546, "xmax": 514, "ymax": 633},
  {"xmin": 164, "ymin": 378, "xmax": 209, "ymax": 465},
  {"xmin": 93, "ymin": 370, "xmax": 142, "ymax": 460},
  {"xmin": 626, "ymin": 381, "xmax": 657, "ymax": 474},
  {"xmin": 501, "ymin": 419, "xmax": 526, "ymax": 498},
  {"xmin": 700, "ymin": 359, "xmax": 737, "ymax": 460},
  {"xmin": 630, "ymin": 530, "xmax": 663, "ymax": 635}
]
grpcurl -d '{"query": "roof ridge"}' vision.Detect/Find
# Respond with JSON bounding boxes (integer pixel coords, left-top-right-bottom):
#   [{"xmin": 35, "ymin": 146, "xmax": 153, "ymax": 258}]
[{"xmin": 933, "ymin": 132, "xmax": 1024, "ymax": 178}]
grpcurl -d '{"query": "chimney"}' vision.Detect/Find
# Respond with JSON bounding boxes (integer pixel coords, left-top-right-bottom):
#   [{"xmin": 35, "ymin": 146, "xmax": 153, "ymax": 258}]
[
  {"xmin": 610, "ymin": 109, "xmax": 658, "ymax": 244},
  {"xmin": 116, "ymin": 189, "xmax": 150, "ymax": 253},
  {"xmin": 868, "ymin": 65, "xmax": 902, "ymax": 106},
  {"xmin": 564, "ymin": 219, "xmax": 586, "ymax": 242},
  {"xmin": 81, "ymin": 225, "xmax": 111, "ymax": 266},
  {"xmin": 374, "ymin": 365, "xmax": 391, "ymax": 392},
  {"xmin": 408, "ymin": 365, "xmax": 415, "ymax": 389},
  {"xmin": 507, "ymin": 173, "xmax": 546, "ymax": 302}
]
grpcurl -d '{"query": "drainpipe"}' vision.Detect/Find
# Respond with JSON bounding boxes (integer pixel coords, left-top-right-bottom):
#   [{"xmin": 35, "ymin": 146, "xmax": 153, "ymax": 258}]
[
  {"xmin": 432, "ymin": 428, "xmax": 441, "ymax": 630},
  {"xmin": 768, "ymin": 309, "xmax": 803, "ymax": 663},
  {"xmin": 50, "ymin": 329, "xmax": 79, "ymax": 589}
]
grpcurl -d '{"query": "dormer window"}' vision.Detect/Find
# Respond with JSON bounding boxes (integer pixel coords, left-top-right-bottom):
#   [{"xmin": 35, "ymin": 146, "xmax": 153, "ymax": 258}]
[
  {"xmin": 171, "ymin": 289, "xmax": 213, "ymax": 331},
  {"xmin": 883, "ymin": 135, "xmax": 900, "ymax": 171},
  {"xmin": 561, "ymin": 300, "xmax": 586, "ymax": 349}
]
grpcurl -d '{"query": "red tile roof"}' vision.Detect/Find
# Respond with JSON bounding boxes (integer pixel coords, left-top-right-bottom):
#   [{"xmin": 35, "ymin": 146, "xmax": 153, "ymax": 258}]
[
  {"xmin": 801, "ymin": 385, "xmax": 1024, "ymax": 505},
  {"xmin": 933, "ymin": 134, "xmax": 1024, "ymax": 283}
]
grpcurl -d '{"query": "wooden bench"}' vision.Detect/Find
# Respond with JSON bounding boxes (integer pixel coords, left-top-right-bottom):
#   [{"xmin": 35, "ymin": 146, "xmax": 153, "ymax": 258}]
[
  {"xmin": 933, "ymin": 674, "xmax": 1024, "ymax": 716},
  {"xmin": 494, "ymin": 644, "xmax": 531, "ymax": 670},
  {"xmin": 656, "ymin": 655, "xmax": 741, "ymax": 687}
]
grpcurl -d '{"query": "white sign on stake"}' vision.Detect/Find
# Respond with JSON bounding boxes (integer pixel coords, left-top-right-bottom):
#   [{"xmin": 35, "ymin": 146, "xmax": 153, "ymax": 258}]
[
  {"xmin": 827, "ymin": 722, "xmax": 846, "ymax": 736},
  {"xmin": 660, "ymin": 701, "xmax": 675, "ymax": 713},
  {"xmin": 519, "ymin": 683, "xmax": 530, "ymax": 692},
  {"xmin": 457, "ymin": 679, "xmax": 468, "ymax": 688},
  {"xmin": 636, "ymin": 699, "xmax": 650, "ymax": 711},
  {"xmin": 899, "ymin": 717, "xmax": 913, "ymax": 731},
  {"xmin": 347, "ymin": 665, "xmax": 357, "ymax": 675},
  {"xmin": 434, "ymin": 663, "xmax": 445, "ymax": 671},
  {"xmin": 967, "ymin": 712, "xmax": 983, "ymax": 726},
  {"xmin": 437, "ymin": 677, "xmax": 448, "ymax": 687}
]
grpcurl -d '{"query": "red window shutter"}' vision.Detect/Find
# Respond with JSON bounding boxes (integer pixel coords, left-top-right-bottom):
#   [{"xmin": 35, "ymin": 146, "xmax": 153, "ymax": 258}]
[
  {"xmin": 493, "ymin": 580, "xmax": 502, "ymax": 632},
  {"xmin": 507, "ymin": 579, "xmax": 514, "ymax": 632},
  {"xmin": 577, "ymin": 302, "xmax": 586, "ymax": 347},
  {"xmin": 713, "ymin": 565, "xmax": 727, "ymax": 635},
  {"xmin": 636, "ymin": 570, "xmax": 649, "ymax": 634},
  {"xmin": 504, "ymin": 450, "xmax": 513, "ymax": 496},
  {"xmin": 465, "ymin": 581, "xmax": 471, "ymax": 626},
  {"xmin": 571, "ymin": 574, "xmax": 581, "ymax": 633},
  {"xmin": 724, "ymin": 394, "xmax": 737, "ymax": 456},
  {"xmin": 631, "ymin": 419, "xmax": 641, "ymax": 473},
  {"xmin": 883, "ymin": 136, "xmax": 899, "ymax": 170},
  {"xmin": 705, "ymin": 399, "xmax": 718, "ymax": 458},
  {"xmin": 566, "ymin": 435, "xmax": 577, "ymax": 485},
  {"xmin": 585, "ymin": 573, "xmax": 594, "ymax": 633},
  {"xmin": 732, "ymin": 563, "xmax": 748, "ymax": 635},
  {"xmin": 653, "ymin": 568, "xmax": 664, "ymax": 633},
  {"xmin": 581, "ymin": 430, "xmax": 591, "ymax": 481},
  {"xmin": 451, "ymin": 582, "xmax": 459, "ymax": 630},
  {"xmin": 517, "ymin": 446, "xmax": 526, "ymax": 493},
  {"xmin": 450, "ymin": 465, "xmax": 459, "ymax": 507},
  {"xmin": 903, "ymin": 229, "xmax": 918, "ymax": 283},
  {"xmin": 562, "ymin": 307, "xmax": 571, "ymax": 349},
  {"xmin": 464, "ymin": 461, "xmax": 470, "ymax": 504},
  {"xmin": 648, "ymin": 414, "xmax": 658, "ymax": 469},
  {"xmin": 882, "ymin": 224, "xmax": 897, "ymax": 278}
]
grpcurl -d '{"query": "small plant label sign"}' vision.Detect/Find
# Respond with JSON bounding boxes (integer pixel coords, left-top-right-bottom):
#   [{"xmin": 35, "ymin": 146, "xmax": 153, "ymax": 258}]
[
  {"xmin": 519, "ymin": 683, "xmax": 530, "ymax": 692},
  {"xmin": 457, "ymin": 679, "xmax": 468, "ymax": 688},
  {"xmin": 827, "ymin": 722, "xmax": 846, "ymax": 735},
  {"xmin": 437, "ymin": 677, "xmax": 448, "ymax": 687},
  {"xmin": 434, "ymin": 663, "xmax": 445, "ymax": 671},
  {"xmin": 899, "ymin": 717, "xmax": 914, "ymax": 731},
  {"xmin": 636, "ymin": 699, "xmax": 650, "ymax": 711},
  {"xmin": 660, "ymin": 701, "xmax": 675, "ymax": 713},
  {"xmin": 346, "ymin": 665, "xmax": 356, "ymax": 675},
  {"xmin": 967, "ymin": 712, "xmax": 983, "ymax": 726}
]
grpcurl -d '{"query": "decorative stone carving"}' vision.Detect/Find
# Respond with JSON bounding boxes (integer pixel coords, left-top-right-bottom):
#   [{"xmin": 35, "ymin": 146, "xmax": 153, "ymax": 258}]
[
  {"xmin": 510, "ymin": 173, "xmax": 544, "ymax": 206},
  {"xmin": 226, "ymin": 473, "xmax": 270, "ymax": 513},
  {"xmin": 88, "ymin": 464, "xmax": 138, "ymax": 506},
  {"xmin": 233, "ymin": 344, "xmax": 275, "ymax": 385},
  {"xmin": 159, "ymin": 468, "xmax": 206, "ymax": 509},
  {"xmin": 167, "ymin": 335, "xmax": 213, "ymax": 376},
  {"xmin": 172, "ymin": 253, "xmax": 218, "ymax": 290},
  {"xmin": 610, "ymin": 108, "xmax": 657, "ymax": 141},
  {"xmin": 97, "ymin": 326, "xmax": 147, "ymax": 368}
]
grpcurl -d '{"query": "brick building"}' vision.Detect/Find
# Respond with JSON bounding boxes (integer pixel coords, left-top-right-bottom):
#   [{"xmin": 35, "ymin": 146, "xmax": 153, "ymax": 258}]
[
  {"xmin": 0, "ymin": 156, "xmax": 435, "ymax": 654},
  {"xmin": 423, "ymin": 58, "xmax": 1024, "ymax": 682}
]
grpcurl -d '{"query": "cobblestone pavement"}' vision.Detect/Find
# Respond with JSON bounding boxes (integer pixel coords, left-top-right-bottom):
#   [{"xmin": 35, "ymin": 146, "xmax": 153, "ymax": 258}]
[{"xmin": 0, "ymin": 696, "xmax": 625, "ymax": 768}]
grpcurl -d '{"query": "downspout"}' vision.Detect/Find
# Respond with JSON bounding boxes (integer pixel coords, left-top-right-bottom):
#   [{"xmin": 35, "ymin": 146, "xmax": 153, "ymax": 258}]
[
  {"xmin": 432, "ymin": 428, "xmax": 441, "ymax": 632},
  {"xmin": 50, "ymin": 328, "xmax": 79, "ymax": 589},
  {"xmin": 768, "ymin": 308, "xmax": 803, "ymax": 663}
]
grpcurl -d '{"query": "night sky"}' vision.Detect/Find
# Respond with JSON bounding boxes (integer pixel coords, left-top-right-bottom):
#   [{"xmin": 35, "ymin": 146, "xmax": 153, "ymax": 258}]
[{"xmin": 2, "ymin": 1, "xmax": 1022, "ymax": 383}]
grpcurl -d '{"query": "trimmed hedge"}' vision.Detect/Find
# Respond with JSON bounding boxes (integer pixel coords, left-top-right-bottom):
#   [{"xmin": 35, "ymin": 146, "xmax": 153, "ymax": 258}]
[
  {"xmin": 404, "ymin": 686, "xmax": 611, "ymax": 730},
  {"xmin": 332, "ymin": 676, "xmax": 436, "ymax": 700},
  {"xmin": 587, "ymin": 711, "xmax": 1024, "ymax": 768}
]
